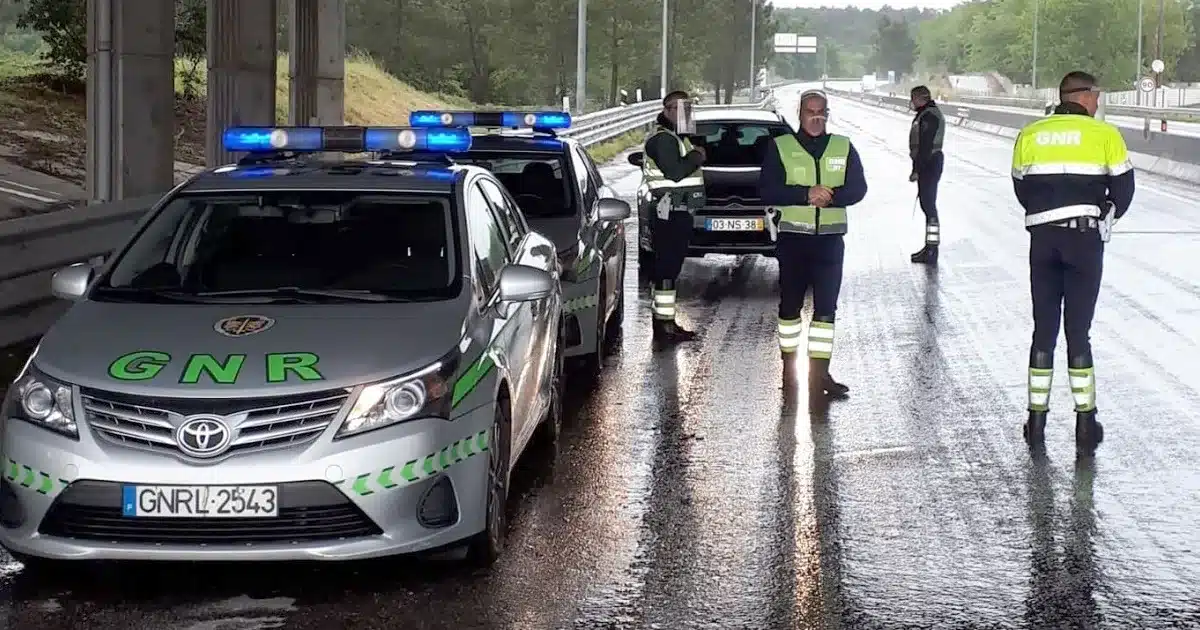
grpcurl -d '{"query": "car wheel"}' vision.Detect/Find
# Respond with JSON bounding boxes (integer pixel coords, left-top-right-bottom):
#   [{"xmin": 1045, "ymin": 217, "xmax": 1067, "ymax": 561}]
[
  {"xmin": 535, "ymin": 326, "xmax": 565, "ymax": 451},
  {"xmin": 605, "ymin": 267, "xmax": 624, "ymax": 349},
  {"xmin": 580, "ymin": 281, "xmax": 606, "ymax": 382},
  {"xmin": 465, "ymin": 400, "xmax": 511, "ymax": 569}
]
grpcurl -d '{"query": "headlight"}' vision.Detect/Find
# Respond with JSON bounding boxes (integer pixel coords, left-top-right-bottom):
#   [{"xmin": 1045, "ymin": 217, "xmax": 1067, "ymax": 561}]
[
  {"xmin": 335, "ymin": 359, "xmax": 456, "ymax": 439},
  {"xmin": 5, "ymin": 367, "xmax": 78, "ymax": 438}
]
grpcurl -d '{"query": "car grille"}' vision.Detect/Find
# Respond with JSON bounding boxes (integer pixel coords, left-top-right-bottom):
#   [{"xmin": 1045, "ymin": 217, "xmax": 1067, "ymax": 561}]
[
  {"xmin": 39, "ymin": 480, "xmax": 382, "ymax": 544},
  {"xmin": 81, "ymin": 388, "xmax": 350, "ymax": 459}
]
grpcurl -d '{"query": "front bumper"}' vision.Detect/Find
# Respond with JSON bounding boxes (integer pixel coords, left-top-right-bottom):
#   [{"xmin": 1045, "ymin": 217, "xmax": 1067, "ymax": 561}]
[
  {"xmin": 689, "ymin": 209, "xmax": 775, "ymax": 256},
  {"xmin": 0, "ymin": 402, "xmax": 494, "ymax": 562}
]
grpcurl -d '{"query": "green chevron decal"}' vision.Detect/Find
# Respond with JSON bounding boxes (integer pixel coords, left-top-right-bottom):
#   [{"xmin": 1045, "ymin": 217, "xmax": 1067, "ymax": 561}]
[
  {"xmin": 338, "ymin": 430, "xmax": 490, "ymax": 497},
  {"xmin": 451, "ymin": 354, "xmax": 495, "ymax": 408},
  {"xmin": 4, "ymin": 457, "xmax": 69, "ymax": 496}
]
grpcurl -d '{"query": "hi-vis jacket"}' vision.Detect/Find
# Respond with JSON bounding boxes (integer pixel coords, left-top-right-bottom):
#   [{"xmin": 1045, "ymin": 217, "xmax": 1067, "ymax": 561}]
[
  {"xmin": 642, "ymin": 123, "xmax": 706, "ymax": 211},
  {"xmin": 758, "ymin": 131, "xmax": 868, "ymax": 235},
  {"xmin": 1011, "ymin": 103, "xmax": 1135, "ymax": 228}
]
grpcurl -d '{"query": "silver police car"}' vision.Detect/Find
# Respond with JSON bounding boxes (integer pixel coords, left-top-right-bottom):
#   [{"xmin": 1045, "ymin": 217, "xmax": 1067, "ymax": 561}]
[{"xmin": 0, "ymin": 126, "xmax": 563, "ymax": 567}]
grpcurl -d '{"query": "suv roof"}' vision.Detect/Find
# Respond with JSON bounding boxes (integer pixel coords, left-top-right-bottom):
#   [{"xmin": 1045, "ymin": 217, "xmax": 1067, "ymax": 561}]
[
  {"xmin": 183, "ymin": 159, "xmax": 474, "ymax": 194},
  {"xmin": 694, "ymin": 109, "xmax": 785, "ymax": 123}
]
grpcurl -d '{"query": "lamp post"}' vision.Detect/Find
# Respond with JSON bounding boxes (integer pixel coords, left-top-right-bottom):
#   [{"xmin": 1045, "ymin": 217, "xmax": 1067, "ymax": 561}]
[
  {"xmin": 749, "ymin": 0, "xmax": 757, "ymax": 97},
  {"xmin": 660, "ymin": 0, "xmax": 668, "ymax": 98},
  {"xmin": 1031, "ymin": 0, "xmax": 1038, "ymax": 91},
  {"xmin": 575, "ymin": 0, "xmax": 586, "ymax": 113}
]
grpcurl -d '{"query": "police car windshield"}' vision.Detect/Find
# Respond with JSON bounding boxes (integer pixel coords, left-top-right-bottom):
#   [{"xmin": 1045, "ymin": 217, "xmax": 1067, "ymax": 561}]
[
  {"xmin": 94, "ymin": 191, "xmax": 460, "ymax": 304},
  {"xmin": 693, "ymin": 122, "xmax": 792, "ymax": 166},
  {"xmin": 445, "ymin": 153, "xmax": 575, "ymax": 218}
]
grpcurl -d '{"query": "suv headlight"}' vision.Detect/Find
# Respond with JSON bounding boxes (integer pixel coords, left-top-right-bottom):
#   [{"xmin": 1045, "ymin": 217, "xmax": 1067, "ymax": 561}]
[
  {"xmin": 5, "ymin": 366, "xmax": 78, "ymax": 438},
  {"xmin": 335, "ymin": 358, "xmax": 457, "ymax": 439}
]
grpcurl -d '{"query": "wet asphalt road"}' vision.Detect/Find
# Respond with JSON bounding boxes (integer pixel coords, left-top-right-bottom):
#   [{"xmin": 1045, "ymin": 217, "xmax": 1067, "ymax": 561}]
[{"xmin": 0, "ymin": 96, "xmax": 1198, "ymax": 629}]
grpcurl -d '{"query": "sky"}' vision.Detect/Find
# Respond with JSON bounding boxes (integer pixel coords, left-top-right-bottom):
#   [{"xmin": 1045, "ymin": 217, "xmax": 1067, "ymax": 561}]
[{"xmin": 767, "ymin": 0, "xmax": 961, "ymax": 8}]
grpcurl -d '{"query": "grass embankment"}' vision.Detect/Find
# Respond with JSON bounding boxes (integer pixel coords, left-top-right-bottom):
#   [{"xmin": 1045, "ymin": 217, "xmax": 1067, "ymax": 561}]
[
  {"xmin": 0, "ymin": 50, "xmax": 474, "ymax": 183},
  {"xmin": 585, "ymin": 130, "xmax": 643, "ymax": 164}
]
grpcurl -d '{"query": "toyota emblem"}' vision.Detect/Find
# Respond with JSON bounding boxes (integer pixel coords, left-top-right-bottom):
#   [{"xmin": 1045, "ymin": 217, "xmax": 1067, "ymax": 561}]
[{"xmin": 175, "ymin": 415, "xmax": 233, "ymax": 458}]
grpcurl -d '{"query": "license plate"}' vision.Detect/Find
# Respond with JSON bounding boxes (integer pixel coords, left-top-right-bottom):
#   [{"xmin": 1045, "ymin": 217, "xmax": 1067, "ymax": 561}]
[
  {"xmin": 706, "ymin": 218, "xmax": 763, "ymax": 231},
  {"xmin": 122, "ymin": 485, "xmax": 279, "ymax": 518}
]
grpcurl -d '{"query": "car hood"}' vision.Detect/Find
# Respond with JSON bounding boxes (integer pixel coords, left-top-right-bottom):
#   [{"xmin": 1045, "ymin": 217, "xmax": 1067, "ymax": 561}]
[
  {"xmin": 528, "ymin": 217, "xmax": 580, "ymax": 253},
  {"xmin": 33, "ymin": 298, "xmax": 470, "ymax": 398}
]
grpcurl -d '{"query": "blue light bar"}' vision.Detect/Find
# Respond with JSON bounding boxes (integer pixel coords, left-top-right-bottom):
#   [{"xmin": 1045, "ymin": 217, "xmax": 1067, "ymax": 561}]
[
  {"xmin": 409, "ymin": 110, "xmax": 572, "ymax": 129},
  {"xmin": 364, "ymin": 127, "xmax": 472, "ymax": 152},
  {"xmin": 222, "ymin": 127, "xmax": 325, "ymax": 152}
]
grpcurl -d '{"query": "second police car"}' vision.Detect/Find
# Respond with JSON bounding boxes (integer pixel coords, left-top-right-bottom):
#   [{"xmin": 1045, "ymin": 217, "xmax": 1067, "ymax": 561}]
[
  {"xmin": 0, "ymin": 125, "xmax": 563, "ymax": 567},
  {"xmin": 402, "ymin": 111, "xmax": 631, "ymax": 382}
]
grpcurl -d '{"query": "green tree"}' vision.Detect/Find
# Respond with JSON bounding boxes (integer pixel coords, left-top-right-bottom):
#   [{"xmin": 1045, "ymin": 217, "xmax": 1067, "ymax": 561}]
[{"xmin": 870, "ymin": 14, "xmax": 916, "ymax": 75}]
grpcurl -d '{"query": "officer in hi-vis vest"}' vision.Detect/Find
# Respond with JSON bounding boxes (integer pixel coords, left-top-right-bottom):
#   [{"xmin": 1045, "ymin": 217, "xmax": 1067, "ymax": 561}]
[
  {"xmin": 908, "ymin": 85, "xmax": 945, "ymax": 264},
  {"xmin": 642, "ymin": 90, "xmax": 707, "ymax": 342},
  {"xmin": 1011, "ymin": 71, "xmax": 1134, "ymax": 455},
  {"xmin": 759, "ymin": 89, "xmax": 867, "ymax": 399}
]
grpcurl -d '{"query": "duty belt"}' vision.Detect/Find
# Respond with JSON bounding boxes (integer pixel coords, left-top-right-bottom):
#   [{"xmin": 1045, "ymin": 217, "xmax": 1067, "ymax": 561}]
[{"xmin": 1051, "ymin": 217, "xmax": 1099, "ymax": 230}]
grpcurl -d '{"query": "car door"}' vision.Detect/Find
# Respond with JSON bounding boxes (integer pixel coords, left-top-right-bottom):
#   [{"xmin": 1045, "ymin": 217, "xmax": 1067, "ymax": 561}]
[
  {"xmin": 478, "ymin": 177, "xmax": 553, "ymax": 438},
  {"xmin": 464, "ymin": 180, "xmax": 535, "ymax": 444},
  {"xmin": 569, "ymin": 145, "xmax": 621, "ymax": 318}
]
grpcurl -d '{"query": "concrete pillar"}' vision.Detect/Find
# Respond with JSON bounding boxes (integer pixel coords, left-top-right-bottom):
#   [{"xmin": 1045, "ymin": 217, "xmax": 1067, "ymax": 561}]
[
  {"xmin": 86, "ymin": 0, "xmax": 174, "ymax": 202},
  {"xmin": 288, "ymin": 0, "xmax": 346, "ymax": 125},
  {"xmin": 206, "ymin": 0, "xmax": 278, "ymax": 166}
]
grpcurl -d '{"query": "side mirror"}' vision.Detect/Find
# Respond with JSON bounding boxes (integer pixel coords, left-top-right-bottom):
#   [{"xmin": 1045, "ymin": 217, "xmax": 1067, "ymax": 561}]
[
  {"xmin": 597, "ymin": 198, "xmax": 631, "ymax": 222},
  {"xmin": 627, "ymin": 151, "xmax": 644, "ymax": 167},
  {"xmin": 51, "ymin": 262, "xmax": 93, "ymax": 301},
  {"xmin": 497, "ymin": 264, "xmax": 554, "ymax": 303}
]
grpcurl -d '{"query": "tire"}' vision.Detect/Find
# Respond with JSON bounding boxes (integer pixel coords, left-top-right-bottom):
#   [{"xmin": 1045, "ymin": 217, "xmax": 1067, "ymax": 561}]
[
  {"xmin": 605, "ymin": 268, "xmax": 624, "ymax": 349},
  {"xmin": 534, "ymin": 327, "xmax": 565, "ymax": 450},
  {"xmin": 579, "ymin": 281, "xmax": 607, "ymax": 382},
  {"xmin": 464, "ymin": 400, "xmax": 512, "ymax": 569}
]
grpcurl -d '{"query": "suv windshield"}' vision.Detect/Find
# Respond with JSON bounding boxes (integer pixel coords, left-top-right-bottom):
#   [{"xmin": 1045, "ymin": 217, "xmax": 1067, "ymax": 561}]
[
  {"xmin": 441, "ymin": 152, "xmax": 574, "ymax": 219},
  {"xmin": 693, "ymin": 122, "xmax": 793, "ymax": 166},
  {"xmin": 93, "ymin": 191, "xmax": 459, "ymax": 304}
]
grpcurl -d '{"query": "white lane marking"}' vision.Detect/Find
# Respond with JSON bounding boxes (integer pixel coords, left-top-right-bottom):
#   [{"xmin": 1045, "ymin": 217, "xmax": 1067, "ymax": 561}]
[
  {"xmin": 0, "ymin": 184, "xmax": 58, "ymax": 204},
  {"xmin": 2, "ymin": 180, "xmax": 57, "ymax": 194}
]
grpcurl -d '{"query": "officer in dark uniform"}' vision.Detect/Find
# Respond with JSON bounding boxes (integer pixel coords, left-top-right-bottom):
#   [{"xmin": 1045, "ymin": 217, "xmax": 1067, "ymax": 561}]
[
  {"xmin": 642, "ymin": 89, "xmax": 707, "ymax": 342},
  {"xmin": 760, "ymin": 89, "xmax": 867, "ymax": 399},
  {"xmin": 908, "ymin": 85, "xmax": 945, "ymax": 264},
  {"xmin": 1011, "ymin": 71, "xmax": 1135, "ymax": 454}
]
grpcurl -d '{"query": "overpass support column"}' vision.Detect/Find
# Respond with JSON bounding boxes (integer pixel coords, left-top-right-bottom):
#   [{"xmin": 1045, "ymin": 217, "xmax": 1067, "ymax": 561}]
[
  {"xmin": 86, "ymin": 0, "xmax": 174, "ymax": 202},
  {"xmin": 288, "ymin": 0, "xmax": 346, "ymax": 125},
  {"xmin": 206, "ymin": 0, "xmax": 278, "ymax": 166}
]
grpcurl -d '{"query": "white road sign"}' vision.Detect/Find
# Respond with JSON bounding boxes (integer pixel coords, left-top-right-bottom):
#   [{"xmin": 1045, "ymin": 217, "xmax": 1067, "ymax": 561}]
[
  {"xmin": 1151, "ymin": 59, "xmax": 1165, "ymax": 73},
  {"xmin": 1139, "ymin": 76, "xmax": 1156, "ymax": 93}
]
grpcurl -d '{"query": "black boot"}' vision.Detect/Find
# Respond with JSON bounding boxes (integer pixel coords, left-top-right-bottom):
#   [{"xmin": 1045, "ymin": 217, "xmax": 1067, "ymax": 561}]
[
  {"xmin": 911, "ymin": 243, "xmax": 939, "ymax": 264},
  {"xmin": 652, "ymin": 319, "xmax": 697, "ymax": 343},
  {"xmin": 781, "ymin": 351, "xmax": 798, "ymax": 388},
  {"xmin": 808, "ymin": 358, "xmax": 847, "ymax": 401},
  {"xmin": 823, "ymin": 373, "xmax": 850, "ymax": 398},
  {"xmin": 1023, "ymin": 410, "xmax": 1047, "ymax": 446},
  {"xmin": 1075, "ymin": 410, "xmax": 1104, "ymax": 454}
]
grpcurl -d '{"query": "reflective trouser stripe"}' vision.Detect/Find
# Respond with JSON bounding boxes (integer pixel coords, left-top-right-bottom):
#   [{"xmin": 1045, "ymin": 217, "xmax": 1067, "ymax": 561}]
[
  {"xmin": 1028, "ymin": 368, "xmax": 1053, "ymax": 412},
  {"xmin": 653, "ymin": 290, "xmax": 676, "ymax": 320},
  {"xmin": 807, "ymin": 320, "xmax": 834, "ymax": 359},
  {"xmin": 926, "ymin": 222, "xmax": 940, "ymax": 244},
  {"xmin": 1069, "ymin": 366, "xmax": 1096, "ymax": 412},
  {"xmin": 778, "ymin": 317, "xmax": 803, "ymax": 353}
]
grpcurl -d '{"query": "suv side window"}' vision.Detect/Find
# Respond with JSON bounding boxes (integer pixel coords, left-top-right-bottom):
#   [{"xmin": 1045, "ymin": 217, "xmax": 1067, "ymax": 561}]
[
  {"xmin": 465, "ymin": 183, "xmax": 511, "ymax": 295},
  {"xmin": 577, "ymin": 145, "xmax": 605, "ymax": 187},
  {"xmin": 478, "ymin": 178, "xmax": 527, "ymax": 250},
  {"xmin": 568, "ymin": 147, "xmax": 598, "ymax": 217}
]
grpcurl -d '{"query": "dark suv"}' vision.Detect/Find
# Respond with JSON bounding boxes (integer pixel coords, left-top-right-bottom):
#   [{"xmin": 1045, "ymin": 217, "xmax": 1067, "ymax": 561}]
[{"xmin": 628, "ymin": 109, "xmax": 792, "ymax": 270}]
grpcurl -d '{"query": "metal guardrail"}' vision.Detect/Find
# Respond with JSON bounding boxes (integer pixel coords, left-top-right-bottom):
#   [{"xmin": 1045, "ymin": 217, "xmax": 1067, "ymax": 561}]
[
  {"xmin": 915, "ymin": 92, "xmax": 1200, "ymax": 122},
  {"xmin": 0, "ymin": 97, "xmax": 770, "ymax": 348}
]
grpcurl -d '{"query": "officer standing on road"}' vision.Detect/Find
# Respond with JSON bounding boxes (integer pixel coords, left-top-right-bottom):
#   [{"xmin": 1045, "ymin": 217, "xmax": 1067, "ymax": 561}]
[
  {"xmin": 908, "ymin": 85, "xmax": 945, "ymax": 264},
  {"xmin": 642, "ymin": 89, "xmax": 707, "ymax": 343},
  {"xmin": 1011, "ymin": 71, "xmax": 1135, "ymax": 454},
  {"xmin": 760, "ymin": 89, "xmax": 867, "ymax": 400}
]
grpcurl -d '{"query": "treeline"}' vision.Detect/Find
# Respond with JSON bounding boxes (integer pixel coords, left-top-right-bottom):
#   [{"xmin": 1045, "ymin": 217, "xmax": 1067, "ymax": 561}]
[
  {"xmin": 771, "ymin": 7, "xmax": 934, "ymax": 80},
  {"xmin": 6, "ymin": 0, "xmax": 780, "ymax": 109},
  {"xmin": 916, "ymin": 0, "xmax": 1200, "ymax": 86}
]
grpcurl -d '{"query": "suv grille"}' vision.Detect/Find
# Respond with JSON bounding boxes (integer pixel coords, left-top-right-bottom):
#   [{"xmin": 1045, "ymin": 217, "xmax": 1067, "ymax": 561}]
[
  {"xmin": 81, "ymin": 389, "xmax": 350, "ymax": 459},
  {"xmin": 40, "ymin": 481, "xmax": 381, "ymax": 544}
]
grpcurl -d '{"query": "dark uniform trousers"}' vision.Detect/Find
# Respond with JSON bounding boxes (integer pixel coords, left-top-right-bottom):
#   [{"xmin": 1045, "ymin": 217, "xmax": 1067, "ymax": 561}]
[
  {"xmin": 777, "ymin": 233, "xmax": 845, "ymax": 323},
  {"xmin": 918, "ymin": 151, "xmax": 944, "ymax": 224},
  {"xmin": 1029, "ymin": 225, "xmax": 1104, "ymax": 361},
  {"xmin": 650, "ymin": 211, "xmax": 693, "ymax": 287}
]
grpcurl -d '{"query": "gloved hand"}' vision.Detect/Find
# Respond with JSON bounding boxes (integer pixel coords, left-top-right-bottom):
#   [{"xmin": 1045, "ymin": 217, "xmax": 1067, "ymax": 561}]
[{"xmin": 909, "ymin": 172, "xmax": 918, "ymax": 182}]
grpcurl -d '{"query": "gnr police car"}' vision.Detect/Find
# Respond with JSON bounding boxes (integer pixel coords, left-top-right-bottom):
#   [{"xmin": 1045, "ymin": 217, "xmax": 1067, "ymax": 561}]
[
  {"xmin": 402, "ymin": 111, "xmax": 631, "ymax": 382},
  {"xmin": 0, "ymin": 125, "xmax": 564, "ymax": 567}
]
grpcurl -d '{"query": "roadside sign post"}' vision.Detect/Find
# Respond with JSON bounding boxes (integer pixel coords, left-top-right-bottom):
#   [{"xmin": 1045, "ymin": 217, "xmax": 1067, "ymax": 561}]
[{"xmin": 1138, "ymin": 75, "xmax": 1156, "ymax": 134}]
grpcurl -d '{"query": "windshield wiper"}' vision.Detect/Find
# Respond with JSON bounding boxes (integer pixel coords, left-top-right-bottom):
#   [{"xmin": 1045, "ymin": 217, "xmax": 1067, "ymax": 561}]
[
  {"xmin": 91, "ymin": 286, "xmax": 212, "ymax": 303},
  {"xmin": 193, "ymin": 287, "xmax": 402, "ymax": 303}
]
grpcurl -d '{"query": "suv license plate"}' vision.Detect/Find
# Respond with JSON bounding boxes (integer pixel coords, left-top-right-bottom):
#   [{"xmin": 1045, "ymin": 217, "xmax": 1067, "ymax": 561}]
[
  {"xmin": 122, "ymin": 485, "xmax": 279, "ymax": 518},
  {"xmin": 706, "ymin": 218, "xmax": 763, "ymax": 231}
]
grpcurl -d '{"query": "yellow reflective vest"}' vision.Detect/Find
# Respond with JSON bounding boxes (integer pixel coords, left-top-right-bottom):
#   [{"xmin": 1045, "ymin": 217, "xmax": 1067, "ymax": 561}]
[{"xmin": 771, "ymin": 133, "xmax": 851, "ymax": 235}]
